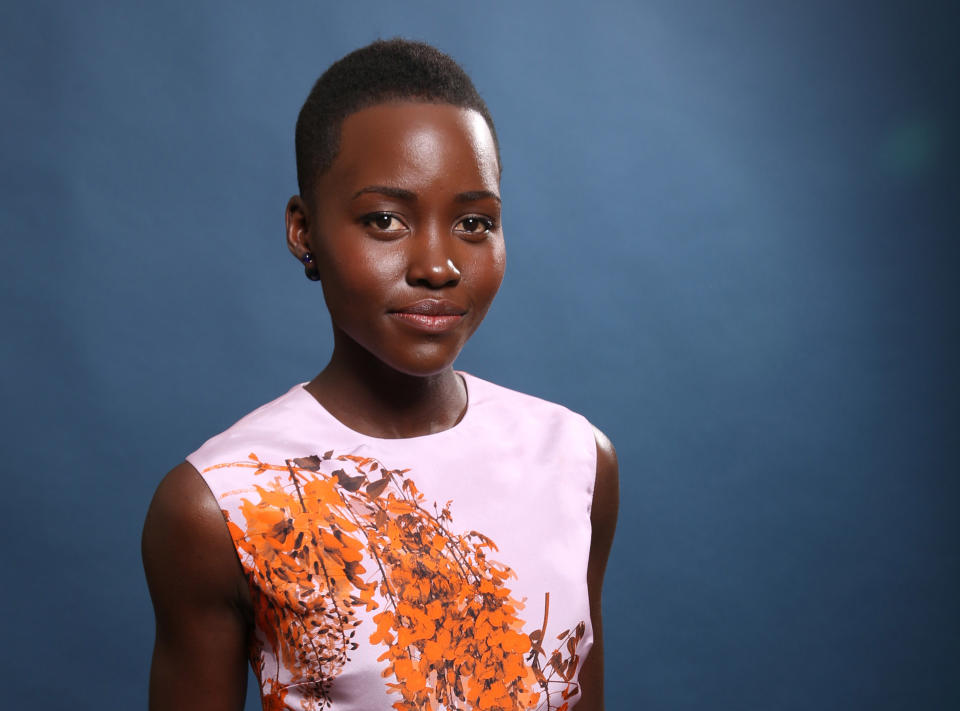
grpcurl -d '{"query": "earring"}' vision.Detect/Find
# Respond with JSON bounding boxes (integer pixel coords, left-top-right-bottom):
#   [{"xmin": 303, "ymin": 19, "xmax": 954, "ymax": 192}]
[{"xmin": 301, "ymin": 252, "xmax": 321, "ymax": 281}]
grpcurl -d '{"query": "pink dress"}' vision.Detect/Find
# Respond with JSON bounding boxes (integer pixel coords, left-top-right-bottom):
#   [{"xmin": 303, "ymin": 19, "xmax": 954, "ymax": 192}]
[{"xmin": 187, "ymin": 372, "xmax": 596, "ymax": 711}]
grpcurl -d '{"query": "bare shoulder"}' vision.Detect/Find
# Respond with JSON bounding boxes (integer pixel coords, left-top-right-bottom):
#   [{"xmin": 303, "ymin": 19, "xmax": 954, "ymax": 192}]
[
  {"xmin": 144, "ymin": 461, "xmax": 225, "ymax": 534},
  {"xmin": 142, "ymin": 461, "xmax": 247, "ymax": 608},
  {"xmin": 591, "ymin": 425, "xmax": 619, "ymax": 531}
]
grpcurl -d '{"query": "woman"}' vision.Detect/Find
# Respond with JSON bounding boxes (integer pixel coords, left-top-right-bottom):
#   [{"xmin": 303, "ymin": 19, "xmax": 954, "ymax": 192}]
[{"xmin": 143, "ymin": 39, "xmax": 618, "ymax": 711}]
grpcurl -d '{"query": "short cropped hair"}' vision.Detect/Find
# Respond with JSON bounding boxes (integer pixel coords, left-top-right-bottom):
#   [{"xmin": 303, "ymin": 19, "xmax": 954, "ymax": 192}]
[{"xmin": 295, "ymin": 38, "xmax": 500, "ymax": 198}]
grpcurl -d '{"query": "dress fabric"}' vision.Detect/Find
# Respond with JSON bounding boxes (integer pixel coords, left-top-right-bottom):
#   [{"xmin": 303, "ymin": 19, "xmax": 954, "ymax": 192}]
[{"xmin": 187, "ymin": 372, "xmax": 596, "ymax": 711}]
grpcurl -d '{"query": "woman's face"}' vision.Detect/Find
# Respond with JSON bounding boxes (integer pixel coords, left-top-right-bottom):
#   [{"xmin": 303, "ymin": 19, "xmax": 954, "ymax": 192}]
[{"xmin": 288, "ymin": 102, "xmax": 505, "ymax": 377}]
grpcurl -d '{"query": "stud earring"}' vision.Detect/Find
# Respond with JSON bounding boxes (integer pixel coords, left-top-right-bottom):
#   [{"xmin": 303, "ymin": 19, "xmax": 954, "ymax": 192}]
[{"xmin": 301, "ymin": 252, "xmax": 321, "ymax": 281}]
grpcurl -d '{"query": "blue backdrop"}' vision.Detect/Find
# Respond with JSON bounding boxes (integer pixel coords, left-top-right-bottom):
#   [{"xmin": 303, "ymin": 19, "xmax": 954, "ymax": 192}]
[{"xmin": 2, "ymin": 1, "xmax": 956, "ymax": 708}]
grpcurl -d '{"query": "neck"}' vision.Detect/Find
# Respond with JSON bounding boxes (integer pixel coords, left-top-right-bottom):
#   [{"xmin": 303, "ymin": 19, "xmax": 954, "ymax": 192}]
[{"xmin": 305, "ymin": 331, "xmax": 467, "ymax": 439}]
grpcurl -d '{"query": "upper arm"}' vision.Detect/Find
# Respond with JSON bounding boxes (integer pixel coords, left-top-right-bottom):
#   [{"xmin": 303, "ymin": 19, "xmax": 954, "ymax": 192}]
[
  {"xmin": 142, "ymin": 461, "xmax": 251, "ymax": 711},
  {"xmin": 577, "ymin": 426, "xmax": 620, "ymax": 710}
]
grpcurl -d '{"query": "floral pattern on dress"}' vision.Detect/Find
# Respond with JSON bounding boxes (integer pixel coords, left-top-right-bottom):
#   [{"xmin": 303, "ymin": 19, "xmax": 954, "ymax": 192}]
[{"xmin": 202, "ymin": 451, "xmax": 585, "ymax": 711}]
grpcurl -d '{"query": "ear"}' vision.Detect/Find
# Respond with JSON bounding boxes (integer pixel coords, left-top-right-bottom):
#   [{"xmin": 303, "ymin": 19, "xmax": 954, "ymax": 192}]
[{"xmin": 285, "ymin": 195, "xmax": 311, "ymax": 260}]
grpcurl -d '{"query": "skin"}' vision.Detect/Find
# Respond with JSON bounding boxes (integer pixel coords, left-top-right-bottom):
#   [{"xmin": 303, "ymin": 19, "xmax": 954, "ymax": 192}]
[{"xmin": 142, "ymin": 101, "xmax": 618, "ymax": 710}]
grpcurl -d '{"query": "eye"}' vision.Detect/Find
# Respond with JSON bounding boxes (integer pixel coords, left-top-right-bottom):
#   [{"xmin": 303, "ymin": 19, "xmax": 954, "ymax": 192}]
[
  {"xmin": 455, "ymin": 216, "xmax": 495, "ymax": 237},
  {"xmin": 362, "ymin": 212, "xmax": 406, "ymax": 232}
]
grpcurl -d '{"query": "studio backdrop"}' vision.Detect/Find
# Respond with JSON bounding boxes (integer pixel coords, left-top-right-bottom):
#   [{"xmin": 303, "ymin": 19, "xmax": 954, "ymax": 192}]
[{"xmin": 1, "ymin": 1, "xmax": 956, "ymax": 709}]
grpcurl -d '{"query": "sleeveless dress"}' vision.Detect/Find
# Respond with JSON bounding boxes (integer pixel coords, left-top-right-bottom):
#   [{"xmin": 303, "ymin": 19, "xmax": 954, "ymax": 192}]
[{"xmin": 187, "ymin": 372, "xmax": 596, "ymax": 711}]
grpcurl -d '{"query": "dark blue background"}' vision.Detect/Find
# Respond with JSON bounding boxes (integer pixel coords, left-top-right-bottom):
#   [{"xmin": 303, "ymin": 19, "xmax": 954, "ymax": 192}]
[{"xmin": 2, "ymin": 1, "xmax": 956, "ymax": 708}]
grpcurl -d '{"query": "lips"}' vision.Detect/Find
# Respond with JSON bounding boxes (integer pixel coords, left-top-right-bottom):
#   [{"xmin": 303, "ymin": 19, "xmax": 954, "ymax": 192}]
[{"xmin": 389, "ymin": 299, "xmax": 467, "ymax": 333}]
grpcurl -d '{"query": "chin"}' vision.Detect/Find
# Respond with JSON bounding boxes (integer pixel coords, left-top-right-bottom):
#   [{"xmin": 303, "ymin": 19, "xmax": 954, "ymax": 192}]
[
  {"xmin": 385, "ymin": 350, "xmax": 461, "ymax": 378},
  {"xmin": 380, "ymin": 333, "xmax": 472, "ymax": 375}
]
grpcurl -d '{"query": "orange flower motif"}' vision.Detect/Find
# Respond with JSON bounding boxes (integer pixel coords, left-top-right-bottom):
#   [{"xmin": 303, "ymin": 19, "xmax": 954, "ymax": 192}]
[{"xmin": 203, "ymin": 451, "xmax": 585, "ymax": 710}]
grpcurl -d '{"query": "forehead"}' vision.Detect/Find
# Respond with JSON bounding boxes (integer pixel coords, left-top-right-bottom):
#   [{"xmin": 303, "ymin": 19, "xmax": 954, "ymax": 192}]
[{"xmin": 319, "ymin": 102, "xmax": 500, "ymax": 197}]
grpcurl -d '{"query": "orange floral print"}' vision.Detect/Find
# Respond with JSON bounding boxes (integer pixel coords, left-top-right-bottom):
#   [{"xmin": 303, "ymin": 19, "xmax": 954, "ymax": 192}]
[{"xmin": 203, "ymin": 451, "xmax": 585, "ymax": 710}]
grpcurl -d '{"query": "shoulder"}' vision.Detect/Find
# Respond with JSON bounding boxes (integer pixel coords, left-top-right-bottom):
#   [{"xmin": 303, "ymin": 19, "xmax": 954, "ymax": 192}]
[
  {"xmin": 463, "ymin": 371, "xmax": 617, "ymax": 502},
  {"xmin": 586, "ymin": 425, "xmax": 618, "ymax": 605},
  {"xmin": 142, "ymin": 461, "xmax": 247, "ymax": 608},
  {"xmin": 463, "ymin": 371, "xmax": 576, "ymax": 415},
  {"xmin": 143, "ymin": 462, "xmax": 227, "ymax": 547},
  {"xmin": 590, "ymin": 425, "xmax": 619, "ymax": 528},
  {"xmin": 187, "ymin": 383, "xmax": 310, "ymax": 473},
  {"xmin": 462, "ymin": 371, "xmax": 593, "ymax": 432},
  {"xmin": 462, "ymin": 371, "xmax": 599, "ymax": 466}
]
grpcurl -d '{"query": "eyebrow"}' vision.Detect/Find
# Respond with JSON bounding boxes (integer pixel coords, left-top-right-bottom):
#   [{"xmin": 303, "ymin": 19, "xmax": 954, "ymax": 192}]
[
  {"xmin": 351, "ymin": 186, "xmax": 501, "ymax": 205},
  {"xmin": 352, "ymin": 185, "xmax": 417, "ymax": 201},
  {"xmin": 454, "ymin": 190, "xmax": 501, "ymax": 205}
]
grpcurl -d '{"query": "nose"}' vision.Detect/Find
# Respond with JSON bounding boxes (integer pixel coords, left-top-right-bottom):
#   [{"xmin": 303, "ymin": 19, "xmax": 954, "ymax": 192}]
[{"xmin": 406, "ymin": 227, "xmax": 461, "ymax": 289}]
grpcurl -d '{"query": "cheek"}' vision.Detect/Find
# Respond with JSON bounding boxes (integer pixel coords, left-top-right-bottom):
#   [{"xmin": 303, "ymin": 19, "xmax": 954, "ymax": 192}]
[
  {"xmin": 479, "ymin": 240, "xmax": 507, "ymax": 298},
  {"xmin": 464, "ymin": 240, "xmax": 506, "ymax": 317},
  {"xmin": 318, "ymin": 242, "xmax": 406, "ymax": 305}
]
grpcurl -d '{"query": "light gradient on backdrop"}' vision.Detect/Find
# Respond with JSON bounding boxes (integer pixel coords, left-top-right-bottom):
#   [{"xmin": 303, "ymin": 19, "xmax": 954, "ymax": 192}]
[{"xmin": 1, "ymin": 1, "xmax": 956, "ymax": 709}]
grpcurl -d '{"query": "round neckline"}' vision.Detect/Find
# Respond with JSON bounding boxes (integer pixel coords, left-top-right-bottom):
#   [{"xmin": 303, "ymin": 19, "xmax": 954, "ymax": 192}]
[{"xmin": 296, "ymin": 371, "xmax": 475, "ymax": 442}]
